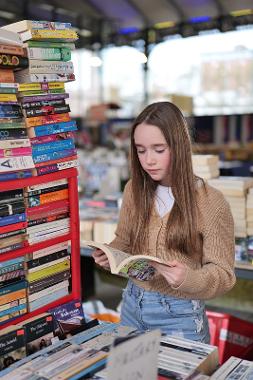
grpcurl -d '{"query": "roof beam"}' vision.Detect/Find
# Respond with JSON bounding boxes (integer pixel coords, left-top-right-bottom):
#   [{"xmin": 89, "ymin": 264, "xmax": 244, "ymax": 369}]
[{"xmin": 164, "ymin": 0, "xmax": 186, "ymax": 21}]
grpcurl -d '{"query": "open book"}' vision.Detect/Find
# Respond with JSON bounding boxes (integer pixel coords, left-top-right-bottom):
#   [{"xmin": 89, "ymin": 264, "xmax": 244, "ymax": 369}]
[{"xmin": 81, "ymin": 240, "xmax": 166, "ymax": 281}]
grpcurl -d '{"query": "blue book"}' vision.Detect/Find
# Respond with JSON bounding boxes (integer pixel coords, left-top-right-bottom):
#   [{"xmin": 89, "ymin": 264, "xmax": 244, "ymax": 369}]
[
  {"xmin": 30, "ymin": 120, "xmax": 77, "ymax": 137},
  {"xmin": 0, "ymin": 170, "xmax": 32, "ymax": 182},
  {"xmin": 49, "ymin": 299, "xmax": 86, "ymax": 335},
  {"xmin": 0, "ymin": 279, "xmax": 27, "ymax": 297},
  {"xmin": 32, "ymin": 138, "xmax": 75, "ymax": 154},
  {"xmin": 0, "ymin": 302, "xmax": 27, "ymax": 318},
  {"xmin": 0, "ymin": 257, "xmax": 24, "ymax": 268},
  {"xmin": 0, "ymin": 212, "xmax": 26, "ymax": 227},
  {"xmin": 32, "ymin": 148, "xmax": 76, "ymax": 163},
  {"xmin": 29, "ymin": 287, "xmax": 69, "ymax": 312}
]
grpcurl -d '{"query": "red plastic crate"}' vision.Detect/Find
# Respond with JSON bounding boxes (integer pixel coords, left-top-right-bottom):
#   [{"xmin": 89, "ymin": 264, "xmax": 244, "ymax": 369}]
[{"xmin": 207, "ymin": 310, "xmax": 253, "ymax": 364}]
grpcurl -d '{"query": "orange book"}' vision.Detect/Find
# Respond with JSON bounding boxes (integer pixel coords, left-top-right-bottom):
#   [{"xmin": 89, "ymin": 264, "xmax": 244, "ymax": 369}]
[
  {"xmin": 0, "ymin": 44, "xmax": 24, "ymax": 56},
  {"xmin": 0, "ymin": 69, "xmax": 14, "ymax": 83},
  {"xmin": 25, "ymin": 113, "xmax": 70, "ymax": 128},
  {"xmin": 0, "ymin": 289, "xmax": 27, "ymax": 305}
]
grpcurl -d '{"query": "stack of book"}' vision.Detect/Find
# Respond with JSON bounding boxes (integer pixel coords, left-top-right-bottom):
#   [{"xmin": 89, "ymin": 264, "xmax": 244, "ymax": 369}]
[
  {"xmin": 246, "ymin": 187, "xmax": 253, "ymax": 236},
  {"xmin": 192, "ymin": 154, "xmax": 219, "ymax": 179},
  {"xmin": 208, "ymin": 176, "xmax": 253, "ymax": 238},
  {"xmin": 0, "ymin": 29, "xmax": 35, "ymax": 181},
  {"xmin": 1, "ymin": 19, "xmax": 78, "ymax": 177}
]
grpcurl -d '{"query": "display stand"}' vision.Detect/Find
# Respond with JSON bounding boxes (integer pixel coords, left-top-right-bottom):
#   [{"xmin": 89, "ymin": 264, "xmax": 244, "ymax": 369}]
[{"xmin": 0, "ymin": 167, "xmax": 81, "ymax": 329}]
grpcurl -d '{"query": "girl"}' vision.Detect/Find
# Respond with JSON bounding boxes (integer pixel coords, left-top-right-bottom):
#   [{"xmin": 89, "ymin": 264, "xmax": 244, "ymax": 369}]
[{"xmin": 92, "ymin": 101, "xmax": 236, "ymax": 343}]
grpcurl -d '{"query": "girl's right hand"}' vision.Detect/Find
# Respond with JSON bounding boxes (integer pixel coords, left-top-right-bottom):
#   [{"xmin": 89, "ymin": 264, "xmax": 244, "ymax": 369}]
[{"xmin": 92, "ymin": 249, "xmax": 110, "ymax": 270}]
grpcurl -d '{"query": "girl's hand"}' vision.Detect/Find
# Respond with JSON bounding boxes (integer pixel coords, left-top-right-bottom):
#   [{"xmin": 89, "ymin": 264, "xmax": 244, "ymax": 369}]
[
  {"xmin": 92, "ymin": 249, "xmax": 110, "ymax": 270},
  {"xmin": 151, "ymin": 260, "xmax": 187, "ymax": 288}
]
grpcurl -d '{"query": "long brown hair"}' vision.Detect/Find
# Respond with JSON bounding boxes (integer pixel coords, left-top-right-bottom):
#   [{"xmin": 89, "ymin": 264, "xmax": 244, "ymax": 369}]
[{"xmin": 130, "ymin": 101, "xmax": 199, "ymax": 256}]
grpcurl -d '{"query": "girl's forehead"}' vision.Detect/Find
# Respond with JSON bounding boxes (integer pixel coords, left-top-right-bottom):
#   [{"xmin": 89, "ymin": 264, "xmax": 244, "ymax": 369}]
[{"xmin": 134, "ymin": 123, "xmax": 166, "ymax": 143}]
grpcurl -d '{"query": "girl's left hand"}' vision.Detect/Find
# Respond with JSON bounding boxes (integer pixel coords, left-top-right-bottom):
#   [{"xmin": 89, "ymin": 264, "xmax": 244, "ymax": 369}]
[{"xmin": 151, "ymin": 260, "xmax": 187, "ymax": 288}]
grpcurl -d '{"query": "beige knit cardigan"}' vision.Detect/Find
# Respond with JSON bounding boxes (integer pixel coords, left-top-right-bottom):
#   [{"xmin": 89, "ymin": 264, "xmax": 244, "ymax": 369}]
[{"xmin": 110, "ymin": 180, "xmax": 236, "ymax": 300}]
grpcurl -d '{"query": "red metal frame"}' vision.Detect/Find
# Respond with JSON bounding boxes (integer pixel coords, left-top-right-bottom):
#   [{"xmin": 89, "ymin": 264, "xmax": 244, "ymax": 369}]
[{"xmin": 0, "ymin": 168, "xmax": 81, "ymax": 330}]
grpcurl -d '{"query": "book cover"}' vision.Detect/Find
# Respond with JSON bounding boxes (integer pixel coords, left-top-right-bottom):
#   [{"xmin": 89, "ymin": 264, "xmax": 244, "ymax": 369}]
[
  {"xmin": 25, "ymin": 40, "xmax": 76, "ymax": 49},
  {"xmin": 0, "ymin": 325, "xmax": 26, "ymax": 370},
  {"xmin": 82, "ymin": 240, "xmax": 166, "ymax": 281},
  {"xmin": 49, "ymin": 299, "xmax": 86, "ymax": 335},
  {"xmin": 22, "ymin": 312, "xmax": 54, "ymax": 356},
  {"xmin": 25, "ymin": 112, "xmax": 70, "ymax": 128}
]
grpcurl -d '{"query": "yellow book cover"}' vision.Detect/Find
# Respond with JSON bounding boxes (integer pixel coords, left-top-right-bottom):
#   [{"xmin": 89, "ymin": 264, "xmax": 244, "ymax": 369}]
[
  {"xmin": 20, "ymin": 29, "xmax": 78, "ymax": 42},
  {"xmin": 27, "ymin": 258, "xmax": 70, "ymax": 282},
  {"xmin": 18, "ymin": 82, "xmax": 65, "ymax": 92}
]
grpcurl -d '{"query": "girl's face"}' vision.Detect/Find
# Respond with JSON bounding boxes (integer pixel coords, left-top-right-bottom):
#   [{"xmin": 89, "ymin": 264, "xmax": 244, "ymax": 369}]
[{"xmin": 134, "ymin": 123, "xmax": 171, "ymax": 186}]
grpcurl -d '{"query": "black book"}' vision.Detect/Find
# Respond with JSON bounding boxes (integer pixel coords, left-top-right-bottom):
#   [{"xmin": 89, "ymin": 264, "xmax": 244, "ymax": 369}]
[
  {"xmin": 21, "ymin": 99, "xmax": 66, "ymax": 109},
  {"xmin": 27, "ymin": 249, "xmax": 69, "ymax": 270},
  {"xmin": 24, "ymin": 104, "xmax": 70, "ymax": 118},
  {"xmin": 0, "ymin": 189, "xmax": 23, "ymax": 204},
  {"xmin": 0, "ymin": 325, "xmax": 26, "ymax": 370},
  {"xmin": 0, "ymin": 54, "xmax": 29, "ymax": 70},
  {"xmin": 25, "ymin": 183, "xmax": 68, "ymax": 197},
  {"xmin": 0, "ymin": 200, "xmax": 26, "ymax": 217},
  {"xmin": 28, "ymin": 269, "xmax": 71, "ymax": 295},
  {"xmin": 0, "ymin": 128, "xmax": 28, "ymax": 140}
]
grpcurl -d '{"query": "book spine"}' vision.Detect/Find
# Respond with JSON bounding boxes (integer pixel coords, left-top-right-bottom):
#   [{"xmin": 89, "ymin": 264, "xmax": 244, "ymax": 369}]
[
  {"xmin": 0, "ymin": 262, "xmax": 24, "ymax": 276},
  {"xmin": 28, "ymin": 47, "xmax": 71, "ymax": 61},
  {"xmin": 33, "ymin": 149, "xmax": 75, "ymax": 164},
  {"xmin": 25, "ymin": 112, "xmax": 70, "ymax": 128},
  {"xmin": 31, "ymin": 131, "xmax": 73, "ymax": 145},
  {"xmin": 20, "ymin": 93, "xmax": 69, "ymax": 103},
  {"xmin": 32, "ymin": 138, "xmax": 74, "ymax": 154},
  {"xmin": 29, "ymin": 60, "xmax": 74, "ymax": 74},
  {"xmin": 0, "ymin": 128, "xmax": 28, "ymax": 140},
  {"xmin": 24, "ymin": 104, "xmax": 70, "ymax": 118},
  {"xmin": 29, "ymin": 287, "xmax": 69, "ymax": 311},
  {"xmin": 0, "ymin": 87, "xmax": 17, "ymax": 94},
  {"xmin": 0, "ymin": 302, "xmax": 27, "ymax": 318},
  {"xmin": 0, "ymin": 156, "xmax": 34, "ymax": 172},
  {"xmin": 27, "ymin": 29, "xmax": 78, "ymax": 41},
  {"xmin": 26, "ymin": 177, "xmax": 68, "ymax": 191},
  {"xmin": 19, "ymin": 82, "xmax": 65, "ymax": 92},
  {"xmin": 22, "ymin": 98, "xmax": 66, "ymax": 109},
  {"xmin": 29, "ymin": 21, "xmax": 72, "ymax": 30},
  {"xmin": 0, "ymin": 120, "xmax": 25, "ymax": 128},
  {"xmin": 15, "ymin": 73, "xmax": 75, "ymax": 83},
  {"xmin": 26, "ymin": 183, "xmax": 68, "ymax": 196},
  {"xmin": 27, "ymin": 255, "xmax": 70, "ymax": 273},
  {"xmin": 27, "ymin": 120, "xmax": 77, "ymax": 138},
  {"xmin": 0, "ymin": 54, "xmax": 28, "ymax": 70},
  {"xmin": 28, "ymin": 279, "xmax": 69, "ymax": 302},
  {"xmin": 0, "ymin": 202, "xmax": 25, "ymax": 217},
  {"xmin": 0, "ymin": 139, "xmax": 31, "ymax": 149},
  {"xmin": 0, "ymin": 169, "xmax": 32, "ymax": 181},
  {"xmin": 28, "ymin": 228, "xmax": 70, "ymax": 243},
  {"xmin": 34, "ymin": 154, "xmax": 76, "ymax": 168},
  {"xmin": 0, "ymin": 188, "xmax": 23, "ymax": 200},
  {"xmin": 26, "ymin": 41, "xmax": 75, "ymax": 49},
  {"xmin": 0, "ymin": 279, "xmax": 27, "ymax": 296},
  {"xmin": 0, "ymin": 256, "xmax": 24, "ymax": 267},
  {"xmin": 0, "ymin": 94, "xmax": 17, "ymax": 102},
  {"xmin": 30, "ymin": 241, "xmax": 69, "ymax": 259},
  {"xmin": 0, "ymin": 212, "xmax": 26, "ymax": 227},
  {"xmin": 27, "ymin": 188, "xmax": 69, "ymax": 207},
  {"xmin": 0, "ymin": 68, "xmax": 14, "ymax": 82},
  {"xmin": 0, "ymin": 227, "xmax": 26, "ymax": 239},
  {"xmin": 26, "ymin": 258, "xmax": 70, "ymax": 282},
  {"xmin": 36, "ymin": 159, "xmax": 77, "ymax": 175},
  {"xmin": 0, "ymin": 220, "xmax": 27, "ymax": 234},
  {"xmin": 26, "ymin": 198, "xmax": 69, "ymax": 217},
  {"xmin": 0, "ymin": 241, "xmax": 26, "ymax": 254},
  {"xmin": 27, "ymin": 249, "xmax": 68, "ymax": 269},
  {"xmin": 28, "ymin": 269, "xmax": 70, "ymax": 294},
  {"xmin": 0, "ymin": 147, "xmax": 32, "ymax": 157},
  {"xmin": 0, "ymin": 44, "xmax": 24, "ymax": 56},
  {"xmin": 18, "ymin": 88, "xmax": 65, "ymax": 97}
]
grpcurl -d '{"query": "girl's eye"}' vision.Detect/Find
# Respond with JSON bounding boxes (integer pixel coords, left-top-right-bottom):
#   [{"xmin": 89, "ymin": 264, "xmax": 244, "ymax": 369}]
[
  {"xmin": 137, "ymin": 150, "xmax": 145, "ymax": 154},
  {"xmin": 155, "ymin": 149, "xmax": 165, "ymax": 153}
]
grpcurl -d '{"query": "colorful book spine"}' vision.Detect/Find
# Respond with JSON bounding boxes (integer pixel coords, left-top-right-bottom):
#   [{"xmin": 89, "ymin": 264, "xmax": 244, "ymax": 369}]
[
  {"xmin": 27, "ymin": 258, "xmax": 70, "ymax": 282},
  {"xmin": 0, "ymin": 139, "xmax": 31, "ymax": 149},
  {"xmin": 0, "ymin": 44, "xmax": 24, "ymax": 55},
  {"xmin": 0, "ymin": 262, "xmax": 24, "ymax": 276},
  {"xmin": 27, "ymin": 120, "xmax": 77, "ymax": 138},
  {"xmin": 0, "ymin": 212, "xmax": 26, "ymax": 227},
  {"xmin": 15, "ymin": 73, "xmax": 75, "ymax": 83},
  {"xmin": 22, "ymin": 98, "xmax": 66, "ymax": 109},
  {"xmin": 0, "ymin": 69, "xmax": 14, "ymax": 82},
  {"xmin": 27, "ymin": 188, "xmax": 69, "ymax": 206},
  {"xmin": 32, "ymin": 138, "xmax": 74, "ymax": 154},
  {"xmin": 25, "ymin": 41, "xmax": 76, "ymax": 49},
  {"xmin": 28, "ymin": 21, "xmax": 72, "ymax": 30},
  {"xmin": 27, "ymin": 249, "xmax": 69, "ymax": 269},
  {"xmin": 33, "ymin": 149, "xmax": 76, "ymax": 164},
  {"xmin": 24, "ymin": 104, "xmax": 70, "ymax": 118},
  {"xmin": 0, "ymin": 88, "xmax": 17, "ymax": 94},
  {"xmin": 25, "ymin": 182, "xmax": 67, "ymax": 196},
  {"xmin": 28, "ymin": 269, "xmax": 70, "ymax": 294},
  {"xmin": 36, "ymin": 159, "xmax": 77, "ymax": 175},
  {"xmin": 31, "ymin": 131, "xmax": 73, "ymax": 145},
  {"xmin": 29, "ymin": 287, "xmax": 69, "ymax": 311},
  {"xmin": 28, "ymin": 279, "xmax": 69, "ymax": 303},
  {"xmin": 28, "ymin": 60, "xmax": 74, "ymax": 74},
  {"xmin": 0, "ymin": 302, "xmax": 27, "ymax": 318},
  {"xmin": 0, "ymin": 128, "xmax": 28, "ymax": 140},
  {"xmin": 0, "ymin": 94, "xmax": 17, "ymax": 102},
  {"xmin": 0, "ymin": 241, "xmax": 26, "ymax": 254},
  {"xmin": 20, "ymin": 29, "xmax": 78, "ymax": 42},
  {"xmin": 0, "ymin": 54, "xmax": 28, "ymax": 69},
  {"xmin": 25, "ymin": 113, "xmax": 70, "ymax": 128},
  {"xmin": 0, "ymin": 279, "xmax": 27, "ymax": 297},
  {"xmin": 0, "ymin": 147, "xmax": 32, "ymax": 157},
  {"xmin": 28, "ymin": 47, "xmax": 71, "ymax": 61},
  {"xmin": 19, "ymin": 93, "xmax": 69, "ymax": 103},
  {"xmin": 19, "ymin": 82, "xmax": 65, "ymax": 92},
  {"xmin": 0, "ymin": 170, "xmax": 32, "ymax": 181}
]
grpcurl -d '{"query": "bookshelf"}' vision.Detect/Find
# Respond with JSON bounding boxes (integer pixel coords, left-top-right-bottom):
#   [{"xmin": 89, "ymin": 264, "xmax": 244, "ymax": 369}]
[{"xmin": 0, "ymin": 168, "xmax": 81, "ymax": 329}]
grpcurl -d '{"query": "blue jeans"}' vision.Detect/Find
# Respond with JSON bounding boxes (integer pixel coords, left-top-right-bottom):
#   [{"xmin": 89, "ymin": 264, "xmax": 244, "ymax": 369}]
[{"xmin": 120, "ymin": 280, "xmax": 210, "ymax": 343}]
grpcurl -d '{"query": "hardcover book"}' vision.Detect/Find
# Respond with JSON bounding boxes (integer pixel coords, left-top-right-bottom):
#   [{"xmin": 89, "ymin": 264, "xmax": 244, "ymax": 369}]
[{"xmin": 81, "ymin": 240, "xmax": 166, "ymax": 281}]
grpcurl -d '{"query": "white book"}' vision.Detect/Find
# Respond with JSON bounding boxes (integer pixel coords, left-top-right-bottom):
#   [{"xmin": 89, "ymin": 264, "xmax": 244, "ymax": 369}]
[
  {"xmin": 2, "ymin": 20, "xmax": 72, "ymax": 33},
  {"xmin": 26, "ymin": 178, "xmax": 68, "ymax": 192},
  {"xmin": 28, "ymin": 228, "xmax": 70, "ymax": 243},
  {"xmin": 15, "ymin": 72, "xmax": 75, "ymax": 83},
  {"xmin": 27, "ymin": 60, "xmax": 74, "ymax": 74},
  {"xmin": 0, "ymin": 156, "xmax": 34, "ymax": 172},
  {"xmin": 27, "ymin": 256, "xmax": 70, "ymax": 273},
  {"xmin": 0, "ymin": 139, "xmax": 31, "ymax": 149},
  {"xmin": 29, "ymin": 241, "xmax": 69, "ymax": 259},
  {"xmin": 27, "ymin": 218, "xmax": 70, "ymax": 233},
  {"xmin": 0, "ymin": 28, "xmax": 23, "ymax": 46},
  {"xmin": 28, "ymin": 279, "xmax": 69, "ymax": 302},
  {"xmin": 210, "ymin": 356, "xmax": 253, "ymax": 379}
]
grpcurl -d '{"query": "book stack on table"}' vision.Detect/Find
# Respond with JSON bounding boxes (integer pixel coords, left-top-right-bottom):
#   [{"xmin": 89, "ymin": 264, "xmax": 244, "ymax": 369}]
[{"xmin": 1, "ymin": 19, "xmax": 79, "ymax": 177}]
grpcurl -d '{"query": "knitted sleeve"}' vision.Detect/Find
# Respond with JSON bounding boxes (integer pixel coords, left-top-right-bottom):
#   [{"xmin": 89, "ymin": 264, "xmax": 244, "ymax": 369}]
[
  {"xmin": 109, "ymin": 180, "xmax": 133, "ymax": 253},
  {"xmin": 172, "ymin": 193, "xmax": 236, "ymax": 299}
]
